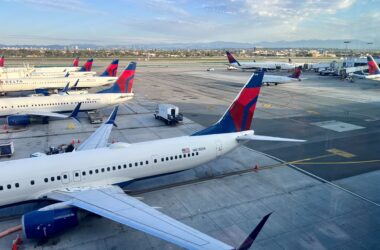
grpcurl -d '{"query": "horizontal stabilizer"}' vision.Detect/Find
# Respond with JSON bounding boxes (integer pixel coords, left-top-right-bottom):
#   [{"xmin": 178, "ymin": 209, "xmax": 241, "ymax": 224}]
[{"xmin": 237, "ymin": 134, "xmax": 305, "ymax": 142}]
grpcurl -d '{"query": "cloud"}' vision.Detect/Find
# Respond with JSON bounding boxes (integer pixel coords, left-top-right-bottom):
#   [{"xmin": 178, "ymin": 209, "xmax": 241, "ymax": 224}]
[{"xmin": 2, "ymin": 0, "xmax": 107, "ymax": 14}]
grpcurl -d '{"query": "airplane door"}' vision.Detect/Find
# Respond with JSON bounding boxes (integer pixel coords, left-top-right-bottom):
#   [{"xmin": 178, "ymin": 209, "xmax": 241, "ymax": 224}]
[
  {"xmin": 61, "ymin": 172, "xmax": 70, "ymax": 184},
  {"xmin": 73, "ymin": 170, "xmax": 81, "ymax": 182},
  {"xmin": 216, "ymin": 140, "xmax": 223, "ymax": 156}
]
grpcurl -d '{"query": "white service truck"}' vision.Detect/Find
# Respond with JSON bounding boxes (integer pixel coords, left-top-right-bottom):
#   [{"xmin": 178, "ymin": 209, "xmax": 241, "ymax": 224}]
[{"xmin": 154, "ymin": 104, "xmax": 183, "ymax": 125}]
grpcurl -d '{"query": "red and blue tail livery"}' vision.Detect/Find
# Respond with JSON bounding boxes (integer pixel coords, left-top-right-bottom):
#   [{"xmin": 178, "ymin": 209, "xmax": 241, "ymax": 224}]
[
  {"xmin": 367, "ymin": 55, "xmax": 380, "ymax": 75},
  {"xmin": 72, "ymin": 57, "xmax": 79, "ymax": 67},
  {"xmin": 0, "ymin": 56, "xmax": 4, "ymax": 67},
  {"xmin": 100, "ymin": 59, "xmax": 119, "ymax": 77},
  {"xmin": 79, "ymin": 58, "xmax": 93, "ymax": 72},
  {"xmin": 193, "ymin": 71, "xmax": 264, "ymax": 136},
  {"xmin": 226, "ymin": 51, "xmax": 241, "ymax": 66},
  {"xmin": 289, "ymin": 66, "xmax": 302, "ymax": 79},
  {"xmin": 98, "ymin": 62, "xmax": 137, "ymax": 94}
]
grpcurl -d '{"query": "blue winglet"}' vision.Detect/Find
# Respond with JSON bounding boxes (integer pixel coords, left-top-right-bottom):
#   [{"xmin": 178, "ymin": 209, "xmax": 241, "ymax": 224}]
[
  {"xmin": 73, "ymin": 79, "xmax": 80, "ymax": 88},
  {"xmin": 69, "ymin": 102, "xmax": 82, "ymax": 123},
  {"xmin": 106, "ymin": 106, "xmax": 119, "ymax": 127},
  {"xmin": 62, "ymin": 82, "xmax": 70, "ymax": 93},
  {"xmin": 237, "ymin": 212, "xmax": 272, "ymax": 250}
]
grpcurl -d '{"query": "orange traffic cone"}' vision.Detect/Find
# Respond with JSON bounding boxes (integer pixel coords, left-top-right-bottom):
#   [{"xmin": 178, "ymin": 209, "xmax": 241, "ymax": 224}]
[
  {"xmin": 71, "ymin": 138, "xmax": 75, "ymax": 145},
  {"xmin": 77, "ymin": 138, "xmax": 81, "ymax": 144}
]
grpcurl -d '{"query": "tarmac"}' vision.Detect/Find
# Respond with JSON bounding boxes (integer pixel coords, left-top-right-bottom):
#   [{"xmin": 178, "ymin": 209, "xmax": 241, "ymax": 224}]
[{"xmin": 0, "ymin": 60, "xmax": 379, "ymax": 249}]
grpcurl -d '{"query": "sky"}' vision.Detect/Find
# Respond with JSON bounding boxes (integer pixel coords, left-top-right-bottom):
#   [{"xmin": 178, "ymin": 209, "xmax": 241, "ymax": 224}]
[{"xmin": 0, "ymin": 0, "xmax": 379, "ymax": 45}]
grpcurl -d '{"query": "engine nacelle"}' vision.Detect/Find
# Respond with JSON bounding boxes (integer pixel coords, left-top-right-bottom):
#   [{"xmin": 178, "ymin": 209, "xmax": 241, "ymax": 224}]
[
  {"xmin": 7, "ymin": 115, "xmax": 49, "ymax": 126},
  {"xmin": 22, "ymin": 207, "xmax": 79, "ymax": 239}
]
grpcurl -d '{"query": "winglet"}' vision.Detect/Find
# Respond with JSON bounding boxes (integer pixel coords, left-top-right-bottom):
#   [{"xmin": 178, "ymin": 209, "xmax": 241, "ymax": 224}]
[
  {"xmin": 61, "ymin": 82, "xmax": 70, "ymax": 93},
  {"xmin": 69, "ymin": 102, "xmax": 82, "ymax": 123},
  {"xmin": 106, "ymin": 106, "xmax": 119, "ymax": 127},
  {"xmin": 237, "ymin": 213, "xmax": 272, "ymax": 250},
  {"xmin": 64, "ymin": 72, "xmax": 70, "ymax": 77},
  {"xmin": 73, "ymin": 79, "xmax": 80, "ymax": 88},
  {"xmin": 0, "ymin": 55, "xmax": 4, "ymax": 67}
]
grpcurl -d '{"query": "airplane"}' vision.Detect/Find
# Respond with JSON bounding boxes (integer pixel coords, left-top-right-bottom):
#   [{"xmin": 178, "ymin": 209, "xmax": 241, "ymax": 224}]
[
  {"xmin": 226, "ymin": 51, "xmax": 296, "ymax": 71},
  {"xmin": 0, "ymin": 71, "xmax": 304, "ymax": 249},
  {"xmin": 352, "ymin": 55, "xmax": 380, "ymax": 81},
  {"xmin": 0, "ymin": 58, "xmax": 94, "ymax": 78},
  {"xmin": 263, "ymin": 66, "xmax": 303, "ymax": 86},
  {"xmin": 0, "ymin": 62, "xmax": 136, "ymax": 126},
  {"xmin": 0, "ymin": 59, "xmax": 119, "ymax": 93}
]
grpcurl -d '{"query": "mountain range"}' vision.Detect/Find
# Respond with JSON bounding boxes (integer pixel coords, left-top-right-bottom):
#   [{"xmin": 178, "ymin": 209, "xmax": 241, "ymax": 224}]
[{"xmin": 0, "ymin": 39, "xmax": 376, "ymax": 50}]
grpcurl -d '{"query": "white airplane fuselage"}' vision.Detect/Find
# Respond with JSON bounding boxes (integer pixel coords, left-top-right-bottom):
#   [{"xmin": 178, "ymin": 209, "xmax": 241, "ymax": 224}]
[
  {"xmin": 0, "ymin": 76, "xmax": 117, "ymax": 93},
  {"xmin": 263, "ymin": 75, "xmax": 299, "ymax": 84},
  {"xmin": 0, "ymin": 131, "xmax": 250, "ymax": 207},
  {"xmin": 231, "ymin": 62, "xmax": 295, "ymax": 71},
  {"xmin": 0, "ymin": 92, "xmax": 133, "ymax": 117},
  {"xmin": 0, "ymin": 66, "xmax": 81, "ymax": 73},
  {"xmin": 0, "ymin": 71, "xmax": 97, "ymax": 79}
]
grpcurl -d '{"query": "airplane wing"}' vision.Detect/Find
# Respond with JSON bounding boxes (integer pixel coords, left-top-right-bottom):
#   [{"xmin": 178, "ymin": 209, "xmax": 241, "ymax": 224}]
[
  {"xmin": 46, "ymin": 185, "xmax": 234, "ymax": 250},
  {"xmin": 75, "ymin": 106, "xmax": 118, "ymax": 151},
  {"xmin": 19, "ymin": 102, "xmax": 82, "ymax": 121},
  {"xmin": 23, "ymin": 112, "xmax": 69, "ymax": 118}
]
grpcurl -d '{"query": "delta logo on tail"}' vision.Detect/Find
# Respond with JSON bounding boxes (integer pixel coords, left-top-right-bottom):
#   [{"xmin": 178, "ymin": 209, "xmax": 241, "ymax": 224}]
[
  {"xmin": 289, "ymin": 66, "xmax": 302, "ymax": 79},
  {"xmin": 100, "ymin": 59, "xmax": 119, "ymax": 77},
  {"xmin": 0, "ymin": 56, "xmax": 4, "ymax": 67},
  {"xmin": 98, "ymin": 62, "xmax": 137, "ymax": 94},
  {"xmin": 367, "ymin": 55, "xmax": 380, "ymax": 75},
  {"xmin": 79, "ymin": 59, "xmax": 93, "ymax": 72},
  {"xmin": 72, "ymin": 57, "xmax": 79, "ymax": 67},
  {"xmin": 226, "ymin": 51, "xmax": 240, "ymax": 65},
  {"xmin": 193, "ymin": 71, "xmax": 263, "ymax": 135}
]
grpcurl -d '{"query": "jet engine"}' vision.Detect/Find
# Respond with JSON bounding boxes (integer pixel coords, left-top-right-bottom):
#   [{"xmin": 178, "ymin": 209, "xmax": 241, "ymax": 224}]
[
  {"xmin": 7, "ymin": 115, "xmax": 49, "ymax": 126},
  {"xmin": 22, "ymin": 204, "xmax": 79, "ymax": 239}
]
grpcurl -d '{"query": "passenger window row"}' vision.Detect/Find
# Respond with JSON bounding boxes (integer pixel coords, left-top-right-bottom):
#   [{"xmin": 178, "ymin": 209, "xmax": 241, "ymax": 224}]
[
  {"xmin": 160, "ymin": 151, "xmax": 199, "ymax": 162},
  {"xmin": 0, "ymin": 101, "xmax": 98, "ymax": 109},
  {"xmin": 2, "ymin": 151, "xmax": 201, "ymax": 190},
  {"xmin": 0, "ymin": 182, "xmax": 20, "ymax": 191}
]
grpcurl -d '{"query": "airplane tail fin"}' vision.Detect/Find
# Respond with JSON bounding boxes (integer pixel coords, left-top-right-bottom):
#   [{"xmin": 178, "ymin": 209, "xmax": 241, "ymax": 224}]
[
  {"xmin": 100, "ymin": 59, "xmax": 119, "ymax": 77},
  {"xmin": 97, "ymin": 62, "xmax": 136, "ymax": 94},
  {"xmin": 72, "ymin": 57, "xmax": 79, "ymax": 67},
  {"xmin": 289, "ymin": 66, "xmax": 302, "ymax": 79},
  {"xmin": 226, "ymin": 51, "xmax": 241, "ymax": 66},
  {"xmin": 0, "ymin": 55, "xmax": 4, "ymax": 67},
  {"xmin": 69, "ymin": 102, "xmax": 82, "ymax": 123},
  {"xmin": 237, "ymin": 213, "xmax": 272, "ymax": 250},
  {"xmin": 192, "ymin": 71, "xmax": 264, "ymax": 136},
  {"xmin": 79, "ymin": 58, "xmax": 93, "ymax": 72},
  {"xmin": 367, "ymin": 55, "xmax": 380, "ymax": 75}
]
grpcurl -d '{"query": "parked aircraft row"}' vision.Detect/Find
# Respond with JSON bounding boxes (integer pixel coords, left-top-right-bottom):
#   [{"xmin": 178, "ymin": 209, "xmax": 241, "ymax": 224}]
[
  {"xmin": 0, "ymin": 57, "xmax": 96, "ymax": 78},
  {"xmin": 225, "ymin": 51, "xmax": 304, "ymax": 85},
  {"xmin": 0, "ymin": 59, "xmax": 118, "ymax": 93},
  {"xmin": 1, "ymin": 62, "xmax": 136, "ymax": 126},
  {"xmin": 0, "ymin": 71, "xmax": 304, "ymax": 249}
]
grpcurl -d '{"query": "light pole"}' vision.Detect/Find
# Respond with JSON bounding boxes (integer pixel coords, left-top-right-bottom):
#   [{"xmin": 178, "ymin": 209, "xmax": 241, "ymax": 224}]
[{"xmin": 344, "ymin": 41, "xmax": 351, "ymax": 59}]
